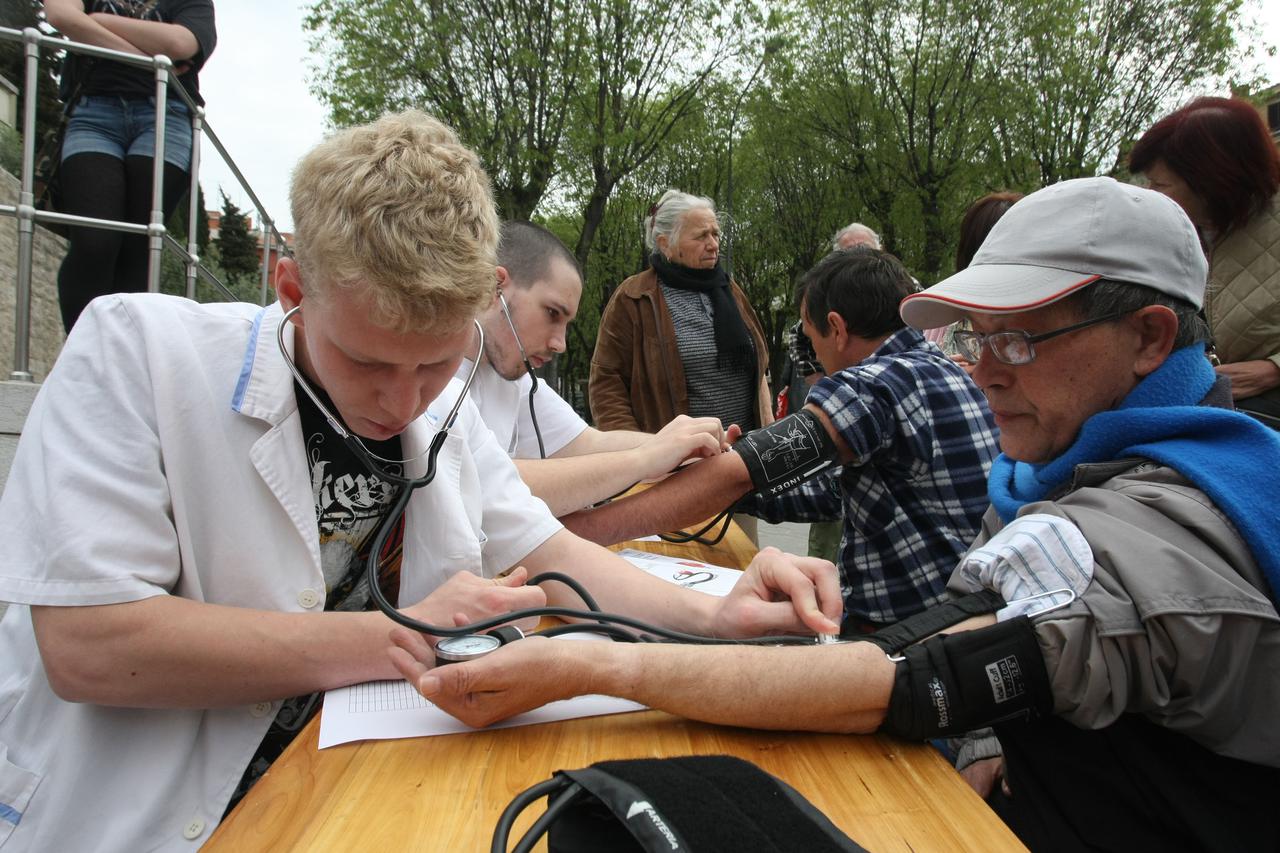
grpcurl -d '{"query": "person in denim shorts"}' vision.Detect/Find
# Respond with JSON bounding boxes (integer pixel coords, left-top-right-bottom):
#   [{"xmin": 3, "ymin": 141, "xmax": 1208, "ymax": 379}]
[{"xmin": 43, "ymin": 0, "xmax": 216, "ymax": 331}]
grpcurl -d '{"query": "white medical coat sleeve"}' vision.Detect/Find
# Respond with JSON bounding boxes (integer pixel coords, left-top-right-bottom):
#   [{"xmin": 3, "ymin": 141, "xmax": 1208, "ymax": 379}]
[
  {"xmin": 0, "ymin": 296, "xmax": 183, "ymax": 604},
  {"xmin": 512, "ymin": 373, "xmax": 587, "ymax": 459},
  {"xmin": 467, "ymin": 397, "xmax": 564, "ymax": 573}
]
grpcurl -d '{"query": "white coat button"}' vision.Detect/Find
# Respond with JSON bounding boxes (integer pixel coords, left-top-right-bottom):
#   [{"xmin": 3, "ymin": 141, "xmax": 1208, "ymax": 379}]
[
  {"xmin": 250, "ymin": 701, "xmax": 272, "ymax": 718},
  {"xmin": 182, "ymin": 818, "xmax": 205, "ymax": 840},
  {"xmin": 298, "ymin": 588, "xmax": 321, "ymax": 609}
]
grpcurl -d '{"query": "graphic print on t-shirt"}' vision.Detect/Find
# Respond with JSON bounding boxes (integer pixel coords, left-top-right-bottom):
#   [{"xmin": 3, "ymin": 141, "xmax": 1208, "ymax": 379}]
[
  {"xmin": 306, "ymin": 429, "xmax": 402, "ymax": 609},
  {"xmin": 292, "ymin": 378, "xmax": 406, "ymax": 610}
]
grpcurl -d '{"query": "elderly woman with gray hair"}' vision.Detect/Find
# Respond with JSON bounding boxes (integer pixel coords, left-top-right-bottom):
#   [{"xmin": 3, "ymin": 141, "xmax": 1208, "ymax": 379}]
[{"xmin": 589, "ymin": 189, "xmax": 772, "ymax": 440}]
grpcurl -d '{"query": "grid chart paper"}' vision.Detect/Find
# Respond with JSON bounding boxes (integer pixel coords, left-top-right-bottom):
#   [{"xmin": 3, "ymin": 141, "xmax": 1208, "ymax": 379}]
[{"xmin": 347, "ymin": 679, "xmax": 430, "ymax": 713}]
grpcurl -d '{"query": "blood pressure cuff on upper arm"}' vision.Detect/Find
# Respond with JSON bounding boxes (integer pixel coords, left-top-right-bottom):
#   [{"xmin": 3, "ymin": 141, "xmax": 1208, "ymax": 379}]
[
  {"xmin": 732, "ymin": 410, "xmax": 839, "ymax": 497},
  {"xmin": 880, "ymin": 615, "xmax": 1053, "ymax": 741}
]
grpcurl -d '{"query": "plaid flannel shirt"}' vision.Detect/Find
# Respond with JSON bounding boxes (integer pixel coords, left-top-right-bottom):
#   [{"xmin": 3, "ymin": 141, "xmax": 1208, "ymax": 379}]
[{"xmin": 741, "ymin": 328, "xmax": 998, "ymax": 624}]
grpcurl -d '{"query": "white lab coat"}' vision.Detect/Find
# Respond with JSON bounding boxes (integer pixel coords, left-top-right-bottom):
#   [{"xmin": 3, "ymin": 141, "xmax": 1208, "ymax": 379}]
[{"xmin": 0, "ymin": 294, "xmax": 561, "ymax": 851}]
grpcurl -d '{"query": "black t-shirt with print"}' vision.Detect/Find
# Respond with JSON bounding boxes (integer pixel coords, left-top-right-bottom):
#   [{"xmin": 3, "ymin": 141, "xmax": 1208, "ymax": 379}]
[
  {"xmin": 65, "ymin": 0, "xmax": 217, "ymax": 104},
  {"xmin": 225, "ymin": 380, "xmax": 407, "ymax": 814}
]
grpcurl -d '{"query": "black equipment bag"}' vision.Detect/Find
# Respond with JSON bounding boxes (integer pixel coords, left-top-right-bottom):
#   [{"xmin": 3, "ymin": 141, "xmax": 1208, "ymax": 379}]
[{"xmin": 493, "ymin": 754, "xmax": 869, "ymax": 853}]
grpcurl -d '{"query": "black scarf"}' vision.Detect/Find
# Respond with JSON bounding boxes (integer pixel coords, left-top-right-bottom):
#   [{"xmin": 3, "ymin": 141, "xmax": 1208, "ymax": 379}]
[{"xmin": 650, "ymin": 252, "xmax": 754, "ymax": 371}]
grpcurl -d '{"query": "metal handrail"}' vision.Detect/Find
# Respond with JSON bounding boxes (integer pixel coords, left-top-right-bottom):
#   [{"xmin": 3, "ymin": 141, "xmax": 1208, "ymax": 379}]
[{"xmin": 0, "ymin": 24, "xmax": 291, "ymax": 380}]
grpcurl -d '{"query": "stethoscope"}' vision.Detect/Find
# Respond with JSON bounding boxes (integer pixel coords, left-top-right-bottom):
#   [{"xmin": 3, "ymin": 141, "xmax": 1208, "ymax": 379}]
[
  {"xmin": 276, "ymin": 304, "xmax": 825, "ymax": 661},
  {"xmin": 498, "ymin": 289, "xmax": 547, "ymax": 459}
]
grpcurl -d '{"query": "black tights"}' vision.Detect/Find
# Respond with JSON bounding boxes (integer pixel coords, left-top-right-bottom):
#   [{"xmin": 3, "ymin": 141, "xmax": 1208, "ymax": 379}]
[{"xmin": 56, "ymin": 152, "xmax": 190, "ymax": 332}]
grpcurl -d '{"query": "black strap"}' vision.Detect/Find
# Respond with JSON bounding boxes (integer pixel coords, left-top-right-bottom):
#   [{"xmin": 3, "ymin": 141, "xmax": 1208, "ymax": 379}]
[{"xmin": 860, "ymin": 589, "xmax": 1005, "ymax": 650}]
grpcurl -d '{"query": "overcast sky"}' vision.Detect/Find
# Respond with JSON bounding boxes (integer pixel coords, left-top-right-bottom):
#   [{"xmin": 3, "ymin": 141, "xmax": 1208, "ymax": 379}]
[
  {"xmin": 198, "ymin": 0, "xmax": 1280, "ymax": 234},
  {"xmin": 195, "ymin": 1, "xmax": 327, "ymax": 234}
]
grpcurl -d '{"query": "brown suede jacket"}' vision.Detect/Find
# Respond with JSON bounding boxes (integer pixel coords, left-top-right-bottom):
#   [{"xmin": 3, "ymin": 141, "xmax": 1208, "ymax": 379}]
[{"xmin": 588, "ymin": 267, "xmax": 772, "ymax": 433}]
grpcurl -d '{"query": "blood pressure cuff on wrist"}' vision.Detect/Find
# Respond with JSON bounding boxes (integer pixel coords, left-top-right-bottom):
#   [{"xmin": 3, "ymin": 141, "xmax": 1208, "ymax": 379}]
[
  {"xmin": 880, "ymin": 616, "xmax": 1053, "ymax": 741},
  {"xmin": 861, "ymin": 589, "xmax": 1005, "ymax": 648},
  {"xmin": 733, "ymin": 410, "xmax": 839, "ymax": 498},
  {"xmin": 544, "ymin": 756, "xmax": 869, "ymax": 853}
]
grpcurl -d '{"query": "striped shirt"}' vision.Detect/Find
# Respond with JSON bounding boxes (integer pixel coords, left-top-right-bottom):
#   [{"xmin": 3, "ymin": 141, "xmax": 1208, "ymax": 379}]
[
  {"xmin": 662, "ymin": 283, "xmax": 758, "ymax": 431},
  {"xmin": 741, "ymin": 328, "xmax": 998, "ymax": 624}
]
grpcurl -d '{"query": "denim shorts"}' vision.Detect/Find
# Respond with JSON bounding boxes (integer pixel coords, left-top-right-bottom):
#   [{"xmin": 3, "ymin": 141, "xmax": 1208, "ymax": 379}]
[{"xmin": 61, "ymin": 94, "xmax": 194, "ymax": 171}]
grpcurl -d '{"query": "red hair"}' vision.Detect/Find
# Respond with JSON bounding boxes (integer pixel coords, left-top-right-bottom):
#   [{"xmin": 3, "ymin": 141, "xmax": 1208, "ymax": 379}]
[{"xmin": 1129, "ymin": 96, "xmax": 1280, "ymax": 234}]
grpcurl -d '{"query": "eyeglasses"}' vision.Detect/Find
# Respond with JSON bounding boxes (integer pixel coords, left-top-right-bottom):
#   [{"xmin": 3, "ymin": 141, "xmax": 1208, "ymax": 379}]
[{"xmin": 952, "ymin": 311, "xmax": 1129, "ymax": 365}]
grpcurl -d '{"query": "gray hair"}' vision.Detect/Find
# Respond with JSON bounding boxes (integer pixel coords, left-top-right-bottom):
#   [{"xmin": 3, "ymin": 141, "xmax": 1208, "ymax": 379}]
[
  {"xmin": 833, "ymin": 222, "xmax": 881, "ymax": 251},
  {"xmin": 1074, "ymin": 279, "xmax": 1209, "ymax": 350},
  {"xmin": 645, "ymin": 189, "xmax": 716, "ymax": 253}
]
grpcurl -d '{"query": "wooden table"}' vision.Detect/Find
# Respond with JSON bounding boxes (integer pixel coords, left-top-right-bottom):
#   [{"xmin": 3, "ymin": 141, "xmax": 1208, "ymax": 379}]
[{"xmin": 206, "ymin": 526, "xmax": 1026, "ymax": 852}]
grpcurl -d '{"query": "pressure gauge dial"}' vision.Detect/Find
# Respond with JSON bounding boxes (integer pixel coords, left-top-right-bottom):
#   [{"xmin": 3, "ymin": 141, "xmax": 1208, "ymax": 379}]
[{"xmin": 434, "ymin": 633, "xmax": 503, "ymax": 666}]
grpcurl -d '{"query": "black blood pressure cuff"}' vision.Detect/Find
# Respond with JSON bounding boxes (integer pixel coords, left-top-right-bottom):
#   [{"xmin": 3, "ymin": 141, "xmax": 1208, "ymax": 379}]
[
  {"xmin": 546, "ymin": 756, "xmax": 869, "ymax": 853},
  {"xmin": 860, "ymin": 589, "xmax": 1005, "ymax": 647},
  {"xmin": 733, "ymin": 410, "xmax": 839, "ymax": 498},
  {"xmin": 879, "ymin": 615, "xmax": 1053, "ymax": 741}
]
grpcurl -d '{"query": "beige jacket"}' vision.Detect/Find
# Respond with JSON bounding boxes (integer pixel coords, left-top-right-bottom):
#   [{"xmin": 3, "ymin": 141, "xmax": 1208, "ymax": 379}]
[{"xmin": 1207, "ymin": 196, "xmax": 1280, "ymax": 404}]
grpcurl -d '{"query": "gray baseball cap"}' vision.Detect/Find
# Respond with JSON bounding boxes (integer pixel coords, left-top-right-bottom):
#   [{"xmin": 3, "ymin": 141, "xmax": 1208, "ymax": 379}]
[{"xmin": 900, "ymin": 177, "xmax": 1208, "ymax": 329}]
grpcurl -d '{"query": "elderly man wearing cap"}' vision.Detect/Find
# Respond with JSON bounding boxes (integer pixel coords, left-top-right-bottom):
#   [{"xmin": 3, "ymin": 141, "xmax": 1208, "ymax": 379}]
[{"xmin": 393, "ymin": 178, "xmax": 1280, "ymax": 851}]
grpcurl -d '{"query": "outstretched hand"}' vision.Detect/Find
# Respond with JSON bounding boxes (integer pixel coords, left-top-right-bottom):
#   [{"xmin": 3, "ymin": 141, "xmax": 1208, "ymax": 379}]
[
  {"xmin": 710, "ymin": 546, "xmax": 842, "ymax": 637},
  {"xmin": 634, "ymin": 415, "xmax": 727, "ymax": 481},
  {"xmin": 388, "ymin": 631, "xmax": 591, "ymax": 728}
]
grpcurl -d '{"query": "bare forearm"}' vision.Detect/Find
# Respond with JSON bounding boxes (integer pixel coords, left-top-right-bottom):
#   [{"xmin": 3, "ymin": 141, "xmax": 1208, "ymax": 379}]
[
  {"xmin": 33, "ymin": 597, "xmax": 399, "ymax": 708},
  {"xmin": 90, "ymin": 13, "xmax": 199, "ymax": 59},
  {"xmin": 521, "ymin": 530, "xmax": 717, "ymax": 634},
  {"xmin": 515, "ymin": 450, "xmax": 645, "ymax": 516},
  {"xmin": 562, "ymin": 453, "xmax": 752, "ymax": 545},
  {"xmin": 567, "ymin": 426, "xmax": 649, "ymax": 453},
  {"xmin": 588, "ymin": 641, "xmax": 893, "ymax": 733}
]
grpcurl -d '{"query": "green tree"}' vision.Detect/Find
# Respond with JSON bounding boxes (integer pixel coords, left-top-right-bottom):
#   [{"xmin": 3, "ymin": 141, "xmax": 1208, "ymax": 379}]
[
  {"xmin": 562, "ymin": 0, "xmax": 745, "ymax": 271},
  {"xmin": 216, "ymin": 191, "xmax": 260, "ymax": 283},
  {"xmin": 793, "ymin": 0, "xmax": 1004, "ymax": 283},
  {"xmin": 728, "ymin": 100, "xmax": 861, "ymax": 388},
  {"xmin": 301, "ymin": 0, "xmax": 1249, "ymax": 417},
  {"xmin": 987, "ymin": 0, "xmax": 1244, "ymax": 186},
  {"xmin": 305, "ymin": 0, "xmax": 587, "ymax": 219},
  {"xmin": 167, "ymin": 182, "xmax": 210, "ymax": 253}
]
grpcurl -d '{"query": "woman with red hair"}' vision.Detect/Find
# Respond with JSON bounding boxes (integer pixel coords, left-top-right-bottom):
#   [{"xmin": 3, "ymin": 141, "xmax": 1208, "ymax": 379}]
[{"xmin": 1130, "ymin": 96, "xmax": 1280, "ymax": 419}]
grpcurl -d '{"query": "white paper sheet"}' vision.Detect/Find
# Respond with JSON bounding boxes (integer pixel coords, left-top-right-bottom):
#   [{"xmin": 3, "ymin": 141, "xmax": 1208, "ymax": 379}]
[
  {"xmin": 319, "ymin": 634, "xmax": 646, "ymax": 749},
  {"xmin": 614, "ymin": 548, "xmax": 743, "ymax": 597}
]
